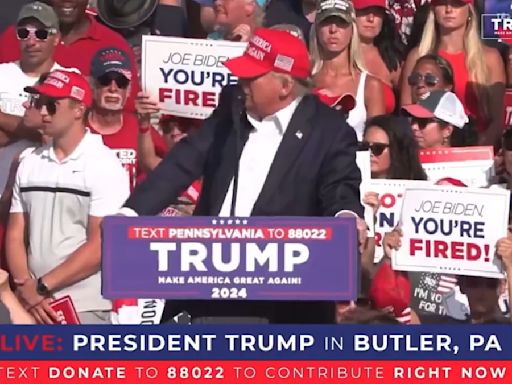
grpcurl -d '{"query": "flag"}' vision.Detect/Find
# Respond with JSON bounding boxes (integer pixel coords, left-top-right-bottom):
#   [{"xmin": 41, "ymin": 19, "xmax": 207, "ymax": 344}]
[
  {"xmin": 418, "ymin": 272, "xmax": 457, "ymax": 295},
  {"xmin": 437, "ymin": 274, "xmax": 458, "ymax": 294}
]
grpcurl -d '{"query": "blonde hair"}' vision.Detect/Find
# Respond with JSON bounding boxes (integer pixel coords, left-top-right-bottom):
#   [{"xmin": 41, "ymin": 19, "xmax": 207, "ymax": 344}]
[
  {"xmin": 309, "ymin": 17, "xmax": 366, "ymax": 77},
  {"xmin": 418, "ymin": 4, "xmax": 490, "ymax": 119}
]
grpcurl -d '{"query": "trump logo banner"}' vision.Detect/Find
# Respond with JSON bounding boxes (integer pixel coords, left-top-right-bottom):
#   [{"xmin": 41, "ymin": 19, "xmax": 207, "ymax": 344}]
[
  {"xmin": 142, "ymin": 36, "xmax": 246, "ymax": 119},
  {"xmin": 392, "ymin": 185, "xmax": 510, "ymax": 278},
  {"xmin": 101, "ymin": 216, "xmax": 358, "ymax": 301}
]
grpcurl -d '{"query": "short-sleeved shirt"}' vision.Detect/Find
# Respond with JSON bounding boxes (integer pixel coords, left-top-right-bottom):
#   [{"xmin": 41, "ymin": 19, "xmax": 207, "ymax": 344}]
[
  {"xmin": 10, "ymin": 131, "xmax": 130, "ymax": 312},
  {"xmin": 0, "ymin": 15, "xmax": 139, "ymax": 111}
]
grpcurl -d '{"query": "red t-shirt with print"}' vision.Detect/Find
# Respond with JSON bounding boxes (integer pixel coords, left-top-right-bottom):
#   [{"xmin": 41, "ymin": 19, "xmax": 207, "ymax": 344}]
[{"xmin": 89, "ymin": 113, "xmax": 167, "ymax": 190}]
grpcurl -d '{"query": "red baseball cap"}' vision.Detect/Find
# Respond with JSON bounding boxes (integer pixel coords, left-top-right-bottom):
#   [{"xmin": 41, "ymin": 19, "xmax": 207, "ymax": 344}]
[
  {"xmin": 25, "ymin": 70, "xmax": 93, "ymax": 107},
  {"xmin": 314, "ymin": 89, "xmax": 356, "ymax": 112},
  {"xmin": 369, "ymin": 261, "xmax": 411, "ymax": 317},
  {"xmin": 223, "ymin": 27, "xmax": 311, "ymax": 79},
  {"xmin": 352, "ymin": 0, "xmax": 386, "ymax": 10}
]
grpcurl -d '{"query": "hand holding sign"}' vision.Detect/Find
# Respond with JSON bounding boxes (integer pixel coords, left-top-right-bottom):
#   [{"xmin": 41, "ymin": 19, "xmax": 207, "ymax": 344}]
[
  {"xmin": 362, "ymin": 192, "xmax": 380, "ymax": 217},
  {"xmin": 496, "ymin": 234, "xmax": 512, "ymax": 272},
  {"xmin": 383, "ymin": 228, "xmax": 402, "ymax": 258},
  {"xmin": 135, "ymin": 92, "xmax": 160, "ymax": 122}
]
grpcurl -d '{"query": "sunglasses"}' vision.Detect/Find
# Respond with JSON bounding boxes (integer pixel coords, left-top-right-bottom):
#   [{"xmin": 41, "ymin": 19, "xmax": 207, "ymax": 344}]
[
  {"xmin": 97, "ymin": 72, "xmax": 130, "ymax": 89},
  {"xmin": 16, "ymin": 27, "xmax": 56, "ymax": 41},
  {"xmin": 410, "ymin": 117, "xmax": 438, "ymax": 130},
  {"xmin": 33, "ymin": 97, "xmax": 59, "ymax": 115},
  {"xmin": 407, "ymin": 72, "xmax": 439, "ymax": 87},
  {"xmin": 359, "ymin": 141, "xmax": 390, "ymax": 156}
]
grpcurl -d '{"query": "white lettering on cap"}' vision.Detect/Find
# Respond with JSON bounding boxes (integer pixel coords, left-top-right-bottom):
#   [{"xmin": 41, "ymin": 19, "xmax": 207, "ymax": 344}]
[
  {"xmin": 247, "ymin": 46, "xmax": 265, "ymax": 61},
  {"xmin": 250, "ymin": 35, "xmax": 272, "ymax": 53},
  {"xmin": 70, "ymin": 86, "xmax": 85, "ymax": 101},
  {"xmin": 274, "ymin": 54, "xmax": 294, "ymax": 72},
  {"xmin": 320, "ymin": 0, "xmax": 350, "ymax": 11},
  {"xmin": 51, "ymin": 71, "xmax": 70, "ymax": 83},
  {"xmin": 45, "ymin": 78, "xmax": 64, "ymax": 89}
]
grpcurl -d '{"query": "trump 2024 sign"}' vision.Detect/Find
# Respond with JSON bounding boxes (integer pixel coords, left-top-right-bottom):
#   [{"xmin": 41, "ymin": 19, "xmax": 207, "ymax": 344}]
[{"xmin": 101, "ymin": 216, "xmax": 358, "ymax": 301}]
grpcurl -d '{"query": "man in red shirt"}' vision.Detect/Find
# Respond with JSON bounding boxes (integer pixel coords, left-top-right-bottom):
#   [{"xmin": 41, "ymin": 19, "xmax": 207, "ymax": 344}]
[
  {"xmin": 87, "ymin": 47, "xmax": 166, "ymax": 190},
  {"xmin": 0, "ymin": 0, "xmax": 139, "ymax": 109}
]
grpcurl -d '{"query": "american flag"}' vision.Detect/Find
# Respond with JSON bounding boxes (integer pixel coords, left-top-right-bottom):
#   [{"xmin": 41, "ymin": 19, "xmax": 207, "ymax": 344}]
[{"xmin": 419, "ymin": 272, "xmax": 458, "ymax": 294}]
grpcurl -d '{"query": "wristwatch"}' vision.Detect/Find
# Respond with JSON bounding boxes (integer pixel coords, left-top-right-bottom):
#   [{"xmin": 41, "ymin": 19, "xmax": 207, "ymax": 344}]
[{"xmin": 36, "ymin": 278, "xmax": 50, "ymax": 296}]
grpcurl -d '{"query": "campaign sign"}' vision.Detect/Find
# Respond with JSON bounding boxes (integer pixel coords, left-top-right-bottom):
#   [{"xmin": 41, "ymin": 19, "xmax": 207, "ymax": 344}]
[
  {"xmin": 392, "ymin": 185, "xmax": 510, "ymax": 278},
  {"xmin": 102, "ymin": 216, "xmax": 358, "ymax": 301},
  {"xmin": 419, "ymin": 147, "xmax": 495, "ymax": 187},
  {"xmin": 365, "ymin": 179, "xmax": 431, "ymax": 263},
  {"xmin": 142, "ymin": 36, "xmax": 246, "ymax": 119},
  {"xmin": 482, "ymin": 0, "xmax": 512, "ymax": 40}
]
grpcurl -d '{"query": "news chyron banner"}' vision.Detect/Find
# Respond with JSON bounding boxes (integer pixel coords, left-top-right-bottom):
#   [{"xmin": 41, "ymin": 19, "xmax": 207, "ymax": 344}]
[{"xmin": 2, "ymin": 326, "xmax": 512, "ymax": 383}]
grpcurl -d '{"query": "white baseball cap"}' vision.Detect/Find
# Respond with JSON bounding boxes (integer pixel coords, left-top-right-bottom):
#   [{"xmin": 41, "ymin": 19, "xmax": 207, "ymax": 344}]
[{"xmin": 402, "ymin": 90, "xmax": 469, "ymax": 128}]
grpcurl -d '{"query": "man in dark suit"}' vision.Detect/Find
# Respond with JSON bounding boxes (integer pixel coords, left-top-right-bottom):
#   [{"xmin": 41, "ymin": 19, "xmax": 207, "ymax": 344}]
[{"xmin": 122, "ymin": 27, "xmax": 365, "ymax": 324}]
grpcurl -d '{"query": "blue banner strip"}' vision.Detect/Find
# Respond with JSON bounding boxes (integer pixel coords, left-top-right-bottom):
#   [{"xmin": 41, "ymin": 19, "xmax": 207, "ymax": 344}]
[{"xmin": 0, "ymin": 325, "xmax": 509, "ymax": 360}]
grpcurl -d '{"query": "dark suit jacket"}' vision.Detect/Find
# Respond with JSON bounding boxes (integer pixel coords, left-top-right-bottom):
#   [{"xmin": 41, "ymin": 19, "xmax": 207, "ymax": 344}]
[{"xmin": 124, "ymin": 85, "xmax": 363, "ymax": 324}]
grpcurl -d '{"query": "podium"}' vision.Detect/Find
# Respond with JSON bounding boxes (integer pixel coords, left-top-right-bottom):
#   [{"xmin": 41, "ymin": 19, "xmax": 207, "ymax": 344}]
[{"xmin": 102, "ymin": 216, "xmax": 359, "ymax": 324}]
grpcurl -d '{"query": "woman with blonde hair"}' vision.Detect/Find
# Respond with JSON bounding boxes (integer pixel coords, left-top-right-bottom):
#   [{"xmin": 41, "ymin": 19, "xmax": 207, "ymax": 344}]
[
  {"xmin": 310, "ymin": 0, "xmax": 385, "ymax": 141},
  {"xmin": 400, "ymin": 0, "xmax": 505, "ymax": 146}
]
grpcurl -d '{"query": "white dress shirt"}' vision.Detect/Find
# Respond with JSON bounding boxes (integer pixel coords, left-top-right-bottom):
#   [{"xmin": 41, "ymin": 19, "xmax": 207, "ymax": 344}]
[{"xmin": 219, "ymin": 97, "xmax": 302, "ymax": 217}]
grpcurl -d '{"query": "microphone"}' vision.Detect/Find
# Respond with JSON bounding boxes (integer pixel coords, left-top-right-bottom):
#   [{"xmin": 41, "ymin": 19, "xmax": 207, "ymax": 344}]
[{"xmin": 230, "ymin": 87, "xmax": 246, "ymax": 217}]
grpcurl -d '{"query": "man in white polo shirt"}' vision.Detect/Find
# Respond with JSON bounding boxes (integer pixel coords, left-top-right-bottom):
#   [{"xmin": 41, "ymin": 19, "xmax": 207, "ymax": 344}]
[{"xmin": 5, "ymin": 69, "xmax": 129, "ymax": 324}]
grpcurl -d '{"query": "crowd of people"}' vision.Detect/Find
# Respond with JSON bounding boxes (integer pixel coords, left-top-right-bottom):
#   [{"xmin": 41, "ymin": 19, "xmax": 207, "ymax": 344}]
[{"xmin": 0, "ymin": 0, "xmax": 509, "ymax": 325}]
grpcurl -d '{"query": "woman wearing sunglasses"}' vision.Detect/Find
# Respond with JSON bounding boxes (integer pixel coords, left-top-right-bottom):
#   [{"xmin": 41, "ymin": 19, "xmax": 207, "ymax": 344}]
[
  {"xmin": 358, "ymin": 115, "xmax": 426, "ymax": 275},
  {"xmin": 402, "ymin": 89, "xmax": 477, "ymax": 149},
  {"xmin": 400, "ymin": 0, "xmax": 505, "ymax": 147},
  {"xmin": 355, "ymin": 115, "xmax": 426, "ymax": 324},
  {"xmin": 360, "ymin": 114, "xmax": 427, "ymax": 180},
  {"xmin": 408, "ymin": 54, "xmax": 454, "ymax": 103},
  {"xmin": 310, "ymin": 0, "xmax": 385, "ymax": 142}
]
